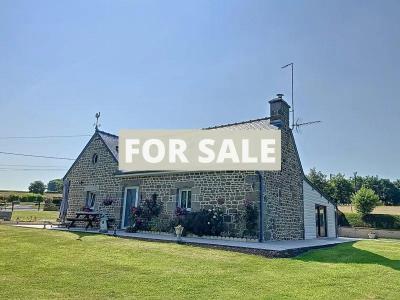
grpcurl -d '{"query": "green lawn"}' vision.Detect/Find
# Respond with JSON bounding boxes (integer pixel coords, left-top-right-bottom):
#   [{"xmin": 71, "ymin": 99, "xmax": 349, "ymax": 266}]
[
  {"xmin": 0, "ymin": 226, "xmax": 399, "ymax": 299},
  {"xmin": 11, "ymin": 210, "xmax": 59, "ymax": 222}
]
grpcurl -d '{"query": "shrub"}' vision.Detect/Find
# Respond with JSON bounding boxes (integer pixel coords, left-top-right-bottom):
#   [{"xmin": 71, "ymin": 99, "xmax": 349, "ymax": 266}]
[
  {"xmin": 141, "ymin": 194, "xmax": 162, "ymax": 220},
  {"xmin": 241, "ymin": 201, "xmax": 258, "ymax": 238},
  {"xmin": 8, "ymin": 194, "xmax": 20, "ymax": 203},
  {"xmin": 181, "ymin": 208, "xmax": 225, "ymax": 237},
  {"xmin": 339, "ymin": 212, "xmax": 400, "ymax": 230},
  {"xmin": 126, "ymin": 207, "xmax": 146, "ymax": 232},
  {"xmin": 51, "ymin": 197, "xmax": 62, "ymax": 206},
  {"xmin": 20, "ymin": 193, "xmax": 44, "ymax": 203},
  {"xmin": 43, "ymin": 200, "xmax": 59, "ymax": 211},
  {"xmin": 351, "ymin": 187, "xmax": 379, "ymax": 216}
]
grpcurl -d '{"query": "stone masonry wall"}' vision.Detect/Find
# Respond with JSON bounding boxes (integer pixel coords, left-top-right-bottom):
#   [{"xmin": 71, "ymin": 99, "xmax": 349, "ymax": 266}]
[
  {"xmin": 264, "ymin": 128, "xmax": 304, "ymax": 240},
  {"xmin": 65, "ymin": 134, "xmax": 122, "ymax": 222}
]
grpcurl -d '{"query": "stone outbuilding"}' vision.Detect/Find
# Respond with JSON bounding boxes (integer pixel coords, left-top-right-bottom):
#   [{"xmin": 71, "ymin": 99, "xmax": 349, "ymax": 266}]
[{"xmin": 63, "ymin": 95, "xmax": 337, "ymax": 240}]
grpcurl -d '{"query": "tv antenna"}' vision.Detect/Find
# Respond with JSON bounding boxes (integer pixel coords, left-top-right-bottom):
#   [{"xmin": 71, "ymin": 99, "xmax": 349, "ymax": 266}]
[
  {"xmin": 293, "ymin": 118, "xmax": 321, "ymax": 134},
  {"xmin": 281, "ymin": 62, "xmax": 294, "ymax": 129},
  {"xmin": 281, "ymin": 63, "xmax": 321, "ymax": 133},
  {"xmin": 94, "ymin": 112, "xmax": 101, "ymax": 130}
]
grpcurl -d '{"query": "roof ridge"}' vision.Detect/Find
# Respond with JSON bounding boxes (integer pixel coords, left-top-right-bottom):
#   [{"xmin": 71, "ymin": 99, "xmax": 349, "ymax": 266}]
[
  {"xmin": 203, "ymin": 117, "xmax": 270, "ymax": 130},
  {"xmin": 97, "ymin": 130, "xmax": 118, "ymax": 138}
]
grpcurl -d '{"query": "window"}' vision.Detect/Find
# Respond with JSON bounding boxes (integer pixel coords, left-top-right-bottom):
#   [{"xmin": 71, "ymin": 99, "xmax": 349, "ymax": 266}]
[
  {"xmin": 85, "ymin": 192, "xmax": 96, "ymax": 209},
  {"xmin": 315, "ymin": 204, "xmax": 327, "ymax": 237},
  {"xmin": 92, "ymin": 153, "xmax": 98, "ymax": 165},
  {"xmin": 178, "ymin": 189, "xmax": 192, "ymax": 210}
]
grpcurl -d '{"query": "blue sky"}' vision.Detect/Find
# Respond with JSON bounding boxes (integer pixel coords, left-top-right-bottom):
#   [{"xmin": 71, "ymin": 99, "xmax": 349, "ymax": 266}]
[{"xmin": 1, "ymin": 0, "xmax": 399, "ymax": 190}]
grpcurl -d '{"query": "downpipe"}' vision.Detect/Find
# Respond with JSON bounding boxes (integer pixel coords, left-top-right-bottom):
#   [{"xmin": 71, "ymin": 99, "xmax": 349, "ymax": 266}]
[{"xmin": 256, "ymin": 171, "xmax": 265, "ymax": 243}]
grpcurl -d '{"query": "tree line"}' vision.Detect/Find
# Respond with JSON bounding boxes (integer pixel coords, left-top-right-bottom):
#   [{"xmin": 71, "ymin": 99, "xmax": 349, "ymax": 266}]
[
  {"xmin": 28, "ymin": 179, "xmax": 63, "ymax": 194},
  {"xmin": 306, "ymin": 168, "xmax": 400, "ymax": 205}
]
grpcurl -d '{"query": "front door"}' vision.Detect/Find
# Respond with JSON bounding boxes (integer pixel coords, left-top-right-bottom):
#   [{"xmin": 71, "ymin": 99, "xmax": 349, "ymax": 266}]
[
  {"xmin": 315, "ymin": 205, "xmax": 327, "ymax": 238},
  {"xmin": 122, "ymin": 187, "xmax": 139, "ymax": 229}
]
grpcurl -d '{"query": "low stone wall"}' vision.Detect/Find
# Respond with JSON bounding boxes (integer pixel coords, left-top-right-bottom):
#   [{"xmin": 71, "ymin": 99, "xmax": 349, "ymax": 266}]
[
  {"xmin": 339, "ymin": 226, "xmax": 400, "ymax": 239},
  {"xmin": 0, "ymin": 211, "xmax": 12, "ymax": 221}
]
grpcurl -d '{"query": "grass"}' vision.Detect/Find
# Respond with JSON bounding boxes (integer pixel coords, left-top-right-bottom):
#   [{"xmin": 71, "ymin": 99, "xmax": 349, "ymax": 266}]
[
  {"xmin": 339, "ymin": 205, "xmax": 400, "ymax": 215},
  {"xmin": 0, "ymin": 226, "xmax": 399, "ymax": 299},
  {"xmin": 11, "ymin": 210, "xmax": 59, "ymax": 222}
]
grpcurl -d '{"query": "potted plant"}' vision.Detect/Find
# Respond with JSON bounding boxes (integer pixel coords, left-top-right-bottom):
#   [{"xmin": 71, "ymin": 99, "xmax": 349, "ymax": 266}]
[
  {"xmin": 368, "ymin": 231, "xmax": 377, "ymax": 239},
  {"xmin": 175, "ymin": 225, "xmax": 184, "ymax": 242}
]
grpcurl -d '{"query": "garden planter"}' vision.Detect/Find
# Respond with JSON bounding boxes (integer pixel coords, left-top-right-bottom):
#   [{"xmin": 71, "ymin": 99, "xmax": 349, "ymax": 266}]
[{"xmin": 175, "ymin": 225, "xmax": 184, "ymax": 242}]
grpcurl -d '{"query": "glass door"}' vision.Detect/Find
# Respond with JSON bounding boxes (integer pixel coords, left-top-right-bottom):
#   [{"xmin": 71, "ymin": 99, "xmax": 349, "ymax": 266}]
[
  {"xmin": 122, "ymin": 187, "xmax": 138, "ymax": 228},
  {"xmin": 315, "ymin": 205, "xmax": 327, "ymax": 237}
]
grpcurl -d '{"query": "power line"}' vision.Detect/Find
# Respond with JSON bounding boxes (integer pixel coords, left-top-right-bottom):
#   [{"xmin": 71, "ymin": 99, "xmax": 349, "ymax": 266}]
[
  {"xmin": 0, "ymin": 151, "xmax": 75, "ymax": 160},
  {"xmin": 0, "ymin": 168, "xmax": 66, "ymax": 171},
  {"xmin": 0, "ymin": 164, "xmax": 65, "ymax": 167},
  {"xmin": 0, "ymin": 134, "xmax": 91, "ymax": 140}
]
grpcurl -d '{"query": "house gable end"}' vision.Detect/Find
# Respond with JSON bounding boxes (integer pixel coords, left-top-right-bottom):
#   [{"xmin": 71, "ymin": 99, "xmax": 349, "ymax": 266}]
[{"xmin": 63, "ymin": 131, "xmax": 118, "ymax": 180}]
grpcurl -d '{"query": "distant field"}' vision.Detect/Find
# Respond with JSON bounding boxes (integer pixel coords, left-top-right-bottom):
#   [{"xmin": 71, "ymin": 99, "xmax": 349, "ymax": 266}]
[
  {"xmin": 0, "ymin": 190, "xmax": 62, "ymax": 200},
  {"xmin": 339, "ymin": 205, "xmax": 400, "ymax": 215},
  {"xmin": 11, "ymin": 210, "xmax": 59, "ymax": 222}
]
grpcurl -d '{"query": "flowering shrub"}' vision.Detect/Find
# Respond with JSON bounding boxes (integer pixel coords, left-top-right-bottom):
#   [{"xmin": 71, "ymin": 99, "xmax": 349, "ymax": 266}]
[
  {"xmin": 141, "ymin": 194, "xmax": 162, "ymax": 219},
  {"xmin": 181, "ymin": 208, "xmax": 225, "ymax": 236},
  {"xmin": 102, "ymin": 196, "xmax": 114, "ymax": 206},
  {"xmin": 126, "ymin": 207, "xmax": 144, "ymax": 232}
]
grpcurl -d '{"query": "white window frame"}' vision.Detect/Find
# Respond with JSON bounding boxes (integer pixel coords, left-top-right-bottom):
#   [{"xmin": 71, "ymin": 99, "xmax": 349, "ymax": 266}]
[
  {"xmin": 85, "ymin": 191, "xmax": 96, "ymax": 209},
  {"xmin": 178, "ymin": 189, "xmax": 192, "ymax": 211},
  {"xmin": 121, "ymin": 186, "xmax": 139, "ymax": 229}
]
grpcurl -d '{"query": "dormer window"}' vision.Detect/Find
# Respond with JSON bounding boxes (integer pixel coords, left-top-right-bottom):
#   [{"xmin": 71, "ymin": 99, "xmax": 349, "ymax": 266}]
[{"xmin": 92, "ymin": 153, "xmax": 99, "ymax": 165}]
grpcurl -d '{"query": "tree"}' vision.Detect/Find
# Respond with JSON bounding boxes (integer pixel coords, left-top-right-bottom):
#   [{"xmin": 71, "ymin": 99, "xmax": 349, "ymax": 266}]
[
  {"xmin": 306, "ymin": 168, "xmax": 329, "ymax": 195},
  {"xmin": 47, "ymin": 179, "xmax": 63, "ymax": 193},
  {"xmin": 359, "ymin": 176, "xmax": 381, "ymax": 198},
  {"xmin": 359, "ymin": 176, "xmax": 400, "ymax": 205},
  {"xmin": 351, "ymin": 187, "xmax": 379, "ymax": 216},
  {"xmin": 327, "ymin": 173, "xmax": 354, "ymax": 204},
  {"xmin": 28, "ymin": 181, "xmax": 46, "ymax": 194},
  {"xmin": 377, "ymin": 179, "xmax": 400, "ymax": 206}
]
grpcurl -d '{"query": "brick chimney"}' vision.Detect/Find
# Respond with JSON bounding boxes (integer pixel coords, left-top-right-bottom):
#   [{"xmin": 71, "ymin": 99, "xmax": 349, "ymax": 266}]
[{"xmin": 269, "ymin": 93, "xmax": 290, "ymax": 129}]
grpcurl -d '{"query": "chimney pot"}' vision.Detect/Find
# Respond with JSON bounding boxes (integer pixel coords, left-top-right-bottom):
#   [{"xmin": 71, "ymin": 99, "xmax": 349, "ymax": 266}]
[{"xmin": 269, "ymin": 93, "xmax": 290, "ymax": 128}]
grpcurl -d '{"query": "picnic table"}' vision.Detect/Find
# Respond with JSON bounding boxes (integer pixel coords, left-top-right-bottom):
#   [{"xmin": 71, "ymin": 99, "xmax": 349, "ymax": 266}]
[{"xmin": 67, "ymin": 211, "xmax": 100, "ymax": 230}]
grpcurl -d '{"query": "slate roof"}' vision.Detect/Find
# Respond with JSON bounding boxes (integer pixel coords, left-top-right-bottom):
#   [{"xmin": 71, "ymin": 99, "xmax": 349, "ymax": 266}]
[
  {"xmin": 97, "ymin": 131, "xmax": 119, "ymax": 161},
  {"xmin": 96, "ymin": 117, "xmax": 276, "ymax": 163}
]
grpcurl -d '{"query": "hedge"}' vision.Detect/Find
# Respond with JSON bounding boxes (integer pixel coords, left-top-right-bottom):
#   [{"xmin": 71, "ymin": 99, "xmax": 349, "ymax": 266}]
[{"xmin": 339, "ymin": 212, "xmax": 400, "ymax": 230}]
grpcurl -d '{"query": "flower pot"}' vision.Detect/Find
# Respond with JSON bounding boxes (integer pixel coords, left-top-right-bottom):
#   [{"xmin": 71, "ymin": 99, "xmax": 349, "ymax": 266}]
[{"xmin": 175, "ymin": 225, "xmax": 184, "ymax": 242}]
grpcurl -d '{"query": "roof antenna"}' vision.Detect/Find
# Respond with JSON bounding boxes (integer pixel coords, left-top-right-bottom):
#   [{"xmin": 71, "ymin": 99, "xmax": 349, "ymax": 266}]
[
  {"xmin": 293, "ymin": 119, "xmax": 322, "ymax": 134},
  {"xmin": 281, "ymin": 63, "xmax": 321, "ymax": 133},
  {"xmin": 94, "ymin": 112, "xmax": 101, "ymax": 131},
  {"xmin": 281, "ymin": 63, "xmax": 294, "ymax": 129}
]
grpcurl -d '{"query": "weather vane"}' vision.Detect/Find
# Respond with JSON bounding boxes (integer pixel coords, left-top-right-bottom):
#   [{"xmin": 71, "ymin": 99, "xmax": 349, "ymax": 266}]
[{"xmin": 94, "ymin": 112, "xmax": 101, "ymax": 130}]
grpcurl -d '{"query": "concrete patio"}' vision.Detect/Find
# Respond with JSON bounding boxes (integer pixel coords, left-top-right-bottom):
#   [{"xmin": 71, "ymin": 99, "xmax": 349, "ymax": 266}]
[{"xmin": 13, "ymin": 224, "xmax": 358, "ymax": 257}]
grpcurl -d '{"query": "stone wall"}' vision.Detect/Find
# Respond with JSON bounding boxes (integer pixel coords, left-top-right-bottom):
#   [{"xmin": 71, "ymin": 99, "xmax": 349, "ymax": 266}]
[
  {"xmin": 119, "ymin": 171, "xmax": 258, "ymax": 236},
  {"xmin": 339, "ymin": 226, "xmax": 400, "ymax": 239},
  {"xmin": 64, "ymin": 134, "xmax": 123, "ymax": 222},
  {"xmin": 264, "ymin": 129, "xmax": 304, "ymax": 240}
]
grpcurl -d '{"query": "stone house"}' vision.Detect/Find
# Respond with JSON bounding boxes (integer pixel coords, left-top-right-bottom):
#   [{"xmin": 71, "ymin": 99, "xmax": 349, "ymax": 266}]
[{"xmin": 63, "ymin": 94, "xmax": 337, "ymax": 240}]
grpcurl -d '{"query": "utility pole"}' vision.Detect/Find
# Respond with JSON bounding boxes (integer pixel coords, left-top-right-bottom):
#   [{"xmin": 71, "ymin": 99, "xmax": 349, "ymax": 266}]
[
  {"xmin": 351, "ymin": 171, "xmax": 358, "ymax": 212},
  {"xmin": 281, "ymin": 63, "xmax": 294, "ymax": 129}
]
